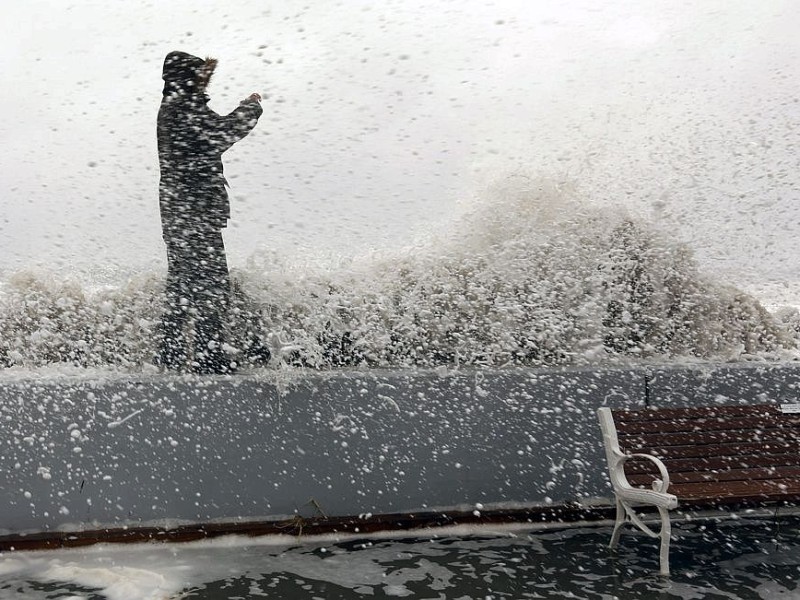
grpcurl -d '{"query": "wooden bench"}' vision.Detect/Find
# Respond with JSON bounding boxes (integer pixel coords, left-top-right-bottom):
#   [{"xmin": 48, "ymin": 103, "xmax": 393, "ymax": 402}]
[{"xmin": 597, "ymin": 403, "xmax": 800, "ymax": 575}]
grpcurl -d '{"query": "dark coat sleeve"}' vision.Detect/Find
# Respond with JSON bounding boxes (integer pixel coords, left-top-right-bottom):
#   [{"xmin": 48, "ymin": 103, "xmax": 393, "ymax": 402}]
[
  {"xmin": 199, "ymin": 100, "xmax": 264, "ymax": 154},
  {"xmin": 158, "ymin": 96, "xmax": 263, "ymax": 233}
]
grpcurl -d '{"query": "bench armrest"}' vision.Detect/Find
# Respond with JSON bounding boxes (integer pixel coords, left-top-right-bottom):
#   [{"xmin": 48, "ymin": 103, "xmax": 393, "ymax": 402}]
[{"xmin": 616, "ymin": 452, "xmax": 671, "ymax": 494}]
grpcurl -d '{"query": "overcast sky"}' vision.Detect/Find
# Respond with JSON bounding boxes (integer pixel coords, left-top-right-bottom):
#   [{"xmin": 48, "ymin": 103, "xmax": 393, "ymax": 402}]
[{"xmin": 1, "ymin": 0, "xmax": 798, "ymax": 303}]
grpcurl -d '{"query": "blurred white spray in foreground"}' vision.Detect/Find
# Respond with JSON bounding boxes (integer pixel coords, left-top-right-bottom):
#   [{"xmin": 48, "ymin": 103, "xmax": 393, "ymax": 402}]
[{"xmin": 0, "ymin": 175, "xmax": 795, "ymax": 372}]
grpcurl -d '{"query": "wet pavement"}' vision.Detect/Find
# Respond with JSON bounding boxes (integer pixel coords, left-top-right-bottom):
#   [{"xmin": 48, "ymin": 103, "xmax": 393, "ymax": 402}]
[{"xmin": 1, "ymin": 514, "xmax": 798, "ymax": 599}]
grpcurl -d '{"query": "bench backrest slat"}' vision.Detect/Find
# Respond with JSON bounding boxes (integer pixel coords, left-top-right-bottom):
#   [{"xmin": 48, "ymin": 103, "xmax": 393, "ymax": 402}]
[
  {"xmin": 616, "ymin": 415, "xmax": 800, "ymax": 435},
  {"xmin": 628, "ymin": 465, "xmax": 800, "ymax": 486},
  {"xmin": 627, "ymin": 442, "xmax": 796, "ymax": 462},
  {"xmin": 623, "ymin": 452, "xmax": 798, "ymax": 475},
  {"xmin": 662, "ymin": 478, "xmax": 800, "ymax": 502},
  {"xmin": 612, "ymin": 404, "xmax": 785, "ymax": 422},
  {"xmin": 620, "ymin": 428, "xmax": 800, "ymax": 449}
]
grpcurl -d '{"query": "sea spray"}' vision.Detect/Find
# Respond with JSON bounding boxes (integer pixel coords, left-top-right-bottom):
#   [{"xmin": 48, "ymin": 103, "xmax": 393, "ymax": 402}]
[
  {"xmin": 0, "ymin": 271, "xmax": 162, "ymax": 370},
  {"xmin": 0, "ymin": 177, "xmax": 794, "ymax": 371}
]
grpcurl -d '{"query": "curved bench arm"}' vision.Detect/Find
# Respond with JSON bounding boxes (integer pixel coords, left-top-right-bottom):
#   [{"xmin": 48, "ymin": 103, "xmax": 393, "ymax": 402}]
[{"xmin": 616, "ymin": 452, "xmax": 671, "ymax": 493}]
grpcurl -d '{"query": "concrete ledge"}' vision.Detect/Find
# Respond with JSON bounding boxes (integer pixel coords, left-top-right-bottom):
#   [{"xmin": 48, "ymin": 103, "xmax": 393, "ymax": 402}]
[{"xmin": 1, "ymin": 363, "xmax": 799, "ymax": 540}]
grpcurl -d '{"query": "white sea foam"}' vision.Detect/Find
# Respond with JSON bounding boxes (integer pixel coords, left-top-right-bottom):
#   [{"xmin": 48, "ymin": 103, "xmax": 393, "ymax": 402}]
[
  {"xmin": 0, "ymin": 176, "xmax": 795, "ymax": 373},
  {"xmin": 0, "ymin": 517, "xmax": 797, "ymax": 599}
]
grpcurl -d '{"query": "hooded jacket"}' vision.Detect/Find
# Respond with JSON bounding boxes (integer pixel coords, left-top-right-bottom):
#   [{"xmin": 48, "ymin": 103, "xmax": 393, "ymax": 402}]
[{"xmin": 157, "ymin": 51, "xmax": 263, "ymax": 234}]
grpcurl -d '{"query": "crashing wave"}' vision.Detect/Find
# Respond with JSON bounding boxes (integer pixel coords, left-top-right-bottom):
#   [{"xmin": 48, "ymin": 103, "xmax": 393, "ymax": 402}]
[{"xmin": 0, "ymin": 177, "xmax": 794, "ymax": 372}]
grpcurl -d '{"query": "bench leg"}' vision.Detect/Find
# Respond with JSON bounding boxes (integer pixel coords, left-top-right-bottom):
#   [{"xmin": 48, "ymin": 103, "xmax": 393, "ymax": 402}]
[
  {"xmin": 610, "ymin": 498, "xmax": 625, "ymax": 549},
  {"xmin": 609, "ymin": 497, "xmax": 672, "ymax": 576},
  {"xmin": 658, "ymin": 506, "xmax": 671, "ymax": 577}
]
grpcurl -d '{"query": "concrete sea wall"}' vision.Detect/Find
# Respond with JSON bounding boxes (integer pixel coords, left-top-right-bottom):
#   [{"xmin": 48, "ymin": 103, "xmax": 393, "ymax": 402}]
[{"xmin": 1, "ymin": 363, "xmax": 799, "ymax": 534}]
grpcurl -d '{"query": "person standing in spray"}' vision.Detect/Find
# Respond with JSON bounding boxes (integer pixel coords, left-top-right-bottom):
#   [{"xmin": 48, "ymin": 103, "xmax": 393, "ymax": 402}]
[{"xmin": 156, "ymin": 51, "xmax": 263, "ymax": 374}]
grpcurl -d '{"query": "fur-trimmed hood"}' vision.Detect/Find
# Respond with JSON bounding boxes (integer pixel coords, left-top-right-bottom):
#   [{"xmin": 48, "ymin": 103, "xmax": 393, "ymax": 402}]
[{"xmin": 162, "ymin": 51, "xmax": 217, "ymax": 96}]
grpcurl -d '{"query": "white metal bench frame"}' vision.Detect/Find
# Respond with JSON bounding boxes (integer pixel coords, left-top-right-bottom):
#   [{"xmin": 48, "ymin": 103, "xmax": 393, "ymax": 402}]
[{"xmin": 597, "ymin": 407, "xmax": 678, "ymax": 576}]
